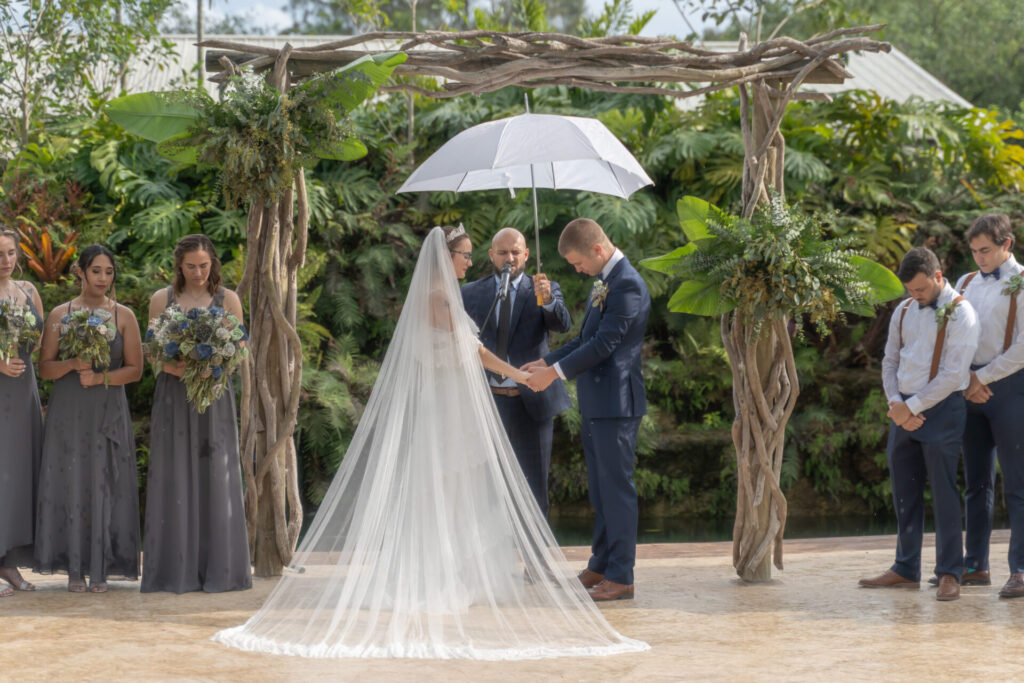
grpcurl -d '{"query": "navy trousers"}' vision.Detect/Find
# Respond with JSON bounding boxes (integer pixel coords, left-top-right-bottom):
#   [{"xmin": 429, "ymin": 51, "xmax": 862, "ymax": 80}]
[
  {"xmin": 963, "ymin": 369, "xmax": 1024, "ymax": 574},
  {"xmin": 582, "ymin": 416, "xmax": 641, "ymax": 586},
  {"xmin": 493, "ymin": 393, "xmax": 554, "ymax": 517},
  {"xmin": 888, "ymin": 393, "xmax": 965, "ymax": 582}
]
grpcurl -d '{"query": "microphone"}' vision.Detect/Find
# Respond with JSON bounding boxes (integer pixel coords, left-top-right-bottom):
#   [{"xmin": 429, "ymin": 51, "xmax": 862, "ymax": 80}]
[{"xmin": 498, "ymin": 262, "xmax": 512, "ymax": 300}]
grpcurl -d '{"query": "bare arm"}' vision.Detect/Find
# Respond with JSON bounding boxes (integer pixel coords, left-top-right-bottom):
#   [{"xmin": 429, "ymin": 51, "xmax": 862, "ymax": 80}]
[
  {"xmin": 478, "ymin": 345, "xmax": 530, "ymax": 383},
  {"xmin": 38, "ymin": 307, "xmax": 89, "ymax": 380},
  {"xmin": 77, "ymin": 305, "xmax": 143, "ymax": 387},
  {"xmin": 25, "ymin": 281, "xmax": 44, "ymax": 328}
]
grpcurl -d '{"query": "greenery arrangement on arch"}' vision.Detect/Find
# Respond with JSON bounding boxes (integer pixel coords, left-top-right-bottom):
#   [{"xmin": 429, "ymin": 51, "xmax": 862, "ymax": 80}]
[
  {"xmin": 103, "ymin": 50, "xmax": 408, "ymax": 576},
  {"xmin": 642, "ymin": 194, "xmax": 902, "ymax": 580}
]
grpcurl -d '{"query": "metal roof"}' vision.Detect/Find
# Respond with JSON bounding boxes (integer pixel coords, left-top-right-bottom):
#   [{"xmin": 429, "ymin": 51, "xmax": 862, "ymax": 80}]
[{"xmin": 133, "ymin": 35, "xmax": 971, "ymax": 108}]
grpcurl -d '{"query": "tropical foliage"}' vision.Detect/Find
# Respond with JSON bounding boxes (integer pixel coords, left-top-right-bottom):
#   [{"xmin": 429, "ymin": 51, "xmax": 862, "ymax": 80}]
[{"xmin": 5, "ymin": 0, "xmax": 1024, "ymax": 530}]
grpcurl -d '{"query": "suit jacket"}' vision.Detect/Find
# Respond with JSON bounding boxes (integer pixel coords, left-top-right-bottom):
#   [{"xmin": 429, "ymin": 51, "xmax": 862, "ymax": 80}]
[
  {"xmin": 462, "ymin": 273, "xmax": 573, "ymax": 422},
  {"xmin": 545, "ymin": 256, "xmax": 650, "ymax": 419}
]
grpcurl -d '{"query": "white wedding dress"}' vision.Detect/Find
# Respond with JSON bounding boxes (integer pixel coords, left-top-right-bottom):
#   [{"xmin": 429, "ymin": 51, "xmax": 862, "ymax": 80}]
[{"xmin": 213, "ymin": 227, "xmax": 648, "ymax": 660}]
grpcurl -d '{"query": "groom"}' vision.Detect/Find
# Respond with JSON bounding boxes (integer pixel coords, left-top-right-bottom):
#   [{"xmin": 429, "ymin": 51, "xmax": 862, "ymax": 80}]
[{"xmin": 524, "ymin": 218, "xmax": 650, "ymax": 601}]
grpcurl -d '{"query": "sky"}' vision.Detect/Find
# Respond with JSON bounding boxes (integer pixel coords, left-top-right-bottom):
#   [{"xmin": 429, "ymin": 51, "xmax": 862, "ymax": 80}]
[{"xmin": 190, "ymin": 0, "xmax": 700, "ymax": 38}]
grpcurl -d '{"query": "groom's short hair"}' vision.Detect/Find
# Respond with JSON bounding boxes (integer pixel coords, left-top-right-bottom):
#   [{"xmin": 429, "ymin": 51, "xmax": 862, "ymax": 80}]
[{"xmin": 559, "ymin": 218, "xmax": 609, "ymax": 255}]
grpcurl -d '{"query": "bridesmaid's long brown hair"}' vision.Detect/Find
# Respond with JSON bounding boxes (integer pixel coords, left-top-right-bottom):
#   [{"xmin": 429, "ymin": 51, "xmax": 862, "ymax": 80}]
[{"xmin": 173, "ymin": 234, "xmax": 222, "ymax": 296}]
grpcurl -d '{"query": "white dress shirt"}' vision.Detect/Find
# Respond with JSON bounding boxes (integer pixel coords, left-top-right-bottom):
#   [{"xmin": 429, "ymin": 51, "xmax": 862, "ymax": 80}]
[
  {"xmin": 954, "ymin": 254, "xmax": 1024, "ymax": 385},
  {"xmin": 882, "ymin": 279, "xmax": 980, "ymax": 416},
  {"xmin": 553, "ymin": 248, "xmax": 624, "ymax": 380}
]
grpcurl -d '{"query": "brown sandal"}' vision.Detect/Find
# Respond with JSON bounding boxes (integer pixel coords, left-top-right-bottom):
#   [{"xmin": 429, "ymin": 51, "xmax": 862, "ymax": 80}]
[
  {"xmin": 68, "ymin": 579, "xmax": 87, "ymax": 593},
  {"xmin": 89, "ymin": 582, "xmax": 108, "ymax": 594}
]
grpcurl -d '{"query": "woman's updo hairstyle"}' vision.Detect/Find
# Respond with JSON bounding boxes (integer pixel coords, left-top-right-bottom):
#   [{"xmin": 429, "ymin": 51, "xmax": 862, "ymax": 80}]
[{"xmin": 441, "ymin": 224, "xmax": 469, "ymax": 252}]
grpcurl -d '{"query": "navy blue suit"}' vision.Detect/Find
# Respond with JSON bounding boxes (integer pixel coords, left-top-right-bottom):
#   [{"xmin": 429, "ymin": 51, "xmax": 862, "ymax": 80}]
[
  {"xmin": 545, "ymin": 255, "xmax": 650, "ymax": 586},
  {"xmin": 462, "ymin": 273, "xmax": 572, "ymax": 515}
]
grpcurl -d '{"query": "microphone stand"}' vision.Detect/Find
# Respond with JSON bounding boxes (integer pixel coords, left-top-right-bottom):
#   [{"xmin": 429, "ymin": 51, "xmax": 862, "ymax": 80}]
[{"xmin": 479, "ymin": 265, "xmax": 512, "ymax": 337}]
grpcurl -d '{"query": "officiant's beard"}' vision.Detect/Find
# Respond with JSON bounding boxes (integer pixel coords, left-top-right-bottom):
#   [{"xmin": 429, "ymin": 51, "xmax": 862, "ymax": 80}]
[{"xmin": 493, "ymin": 262, "xmax": 525, "ymax": 280}]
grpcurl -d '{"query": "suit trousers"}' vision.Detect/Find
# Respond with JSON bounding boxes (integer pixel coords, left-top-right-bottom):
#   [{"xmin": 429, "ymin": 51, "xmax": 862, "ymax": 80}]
[
  {"xmin": 493, "ymin": 393, "xmax": 553, "ymax": 517},
  {"xmin": 888, "ymin": 393, "xmax": 965, "ymax": 582},
  {"xmin": 963, "ymin": 368, "xmax": 1024, "ymax": 574},
  {"xmin": 582, "ymin": 416, "xmax": 641, "ymax": 586}
]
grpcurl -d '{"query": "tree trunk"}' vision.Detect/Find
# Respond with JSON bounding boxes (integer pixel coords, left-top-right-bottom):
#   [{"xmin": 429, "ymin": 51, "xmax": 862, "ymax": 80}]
[
  {"xmin": 723, "ymin": 316, "xmax": 798, "ymax": 582},
  {"xmin": 237, "ymin": 46, "xmax": 305, "ymax": 577},
  {"xmin": 730, "ymin": 33, "xmax": 798, "ymax": 581}
]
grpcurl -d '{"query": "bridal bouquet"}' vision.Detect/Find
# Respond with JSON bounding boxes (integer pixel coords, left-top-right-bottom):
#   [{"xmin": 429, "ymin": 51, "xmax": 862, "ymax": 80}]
[
  {"xmin": 58, "ymin": 308, "xmax": 117, "ymax": 384},
  {"xmin": 0, "ymin": 300, "xmax": 40, "ymax": 361},
  {"xmin": 145, "ymin": 305, "xmax": 249, "ymax": 413}
]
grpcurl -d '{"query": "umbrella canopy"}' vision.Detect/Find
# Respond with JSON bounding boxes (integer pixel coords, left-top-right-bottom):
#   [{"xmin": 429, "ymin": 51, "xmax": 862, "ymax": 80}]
[{"xmin": 397, "ymin": 113, "xmax": 653, "ymax": 199}]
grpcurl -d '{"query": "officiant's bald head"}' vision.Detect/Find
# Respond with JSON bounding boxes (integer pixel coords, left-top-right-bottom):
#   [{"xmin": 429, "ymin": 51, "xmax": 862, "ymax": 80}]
[{"xmin": 489, "ymin": 227, "xmax": 529, "ymax": 278}]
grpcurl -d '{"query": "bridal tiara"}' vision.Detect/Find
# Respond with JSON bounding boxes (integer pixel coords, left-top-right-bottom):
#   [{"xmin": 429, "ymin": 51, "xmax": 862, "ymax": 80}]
[{"xmin": 445, "ymin": 223, "xmax": 467, "ymax": 243}]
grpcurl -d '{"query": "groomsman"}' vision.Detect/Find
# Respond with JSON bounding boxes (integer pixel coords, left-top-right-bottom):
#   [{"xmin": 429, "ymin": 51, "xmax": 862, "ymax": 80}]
[
  {"xmin": 955, "ymin": 214, "xmax": 1024, "ymax": 598},
  {"xmin": 859, "ymin": 247, "xmax": 979, "ymax": 601},
  {"xmin": 524, "ymin": 218, "xmax": 650, "ymax": 602},
  {"xmin": 461, "ymin": 227, "xmax": 573, "ymax": 517}
]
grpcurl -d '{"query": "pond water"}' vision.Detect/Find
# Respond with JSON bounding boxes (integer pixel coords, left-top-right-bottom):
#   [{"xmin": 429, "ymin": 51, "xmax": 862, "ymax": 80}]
[{"xmin": 547, "ymin": 513, "xmax": 1009, "ymax": 547}]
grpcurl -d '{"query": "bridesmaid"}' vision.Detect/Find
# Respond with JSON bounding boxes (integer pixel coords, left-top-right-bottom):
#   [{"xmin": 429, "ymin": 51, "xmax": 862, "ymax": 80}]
[
  {"xmin": 141, "ymin": 233, "xmax": 251, "ymax": 593},
  {"xmin": 0, "ymin": 226, "xmax": 43, "ymax": 596},
  {"xmin": 35, "ymin": 245, "xmax": 143, "ymax": 593}
]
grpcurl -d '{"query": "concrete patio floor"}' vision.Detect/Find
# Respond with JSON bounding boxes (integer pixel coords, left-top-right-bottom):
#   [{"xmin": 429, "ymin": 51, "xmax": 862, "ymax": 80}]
[{"xmin": 3, "ymin": 529, "xmax": 1022, "ymax": 681}]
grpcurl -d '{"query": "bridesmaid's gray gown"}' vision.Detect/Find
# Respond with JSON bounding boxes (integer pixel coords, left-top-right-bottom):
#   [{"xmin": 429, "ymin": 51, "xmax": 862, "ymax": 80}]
[
  {"xmin": 141, "ymin": 287, "xmax": 251, "ymax": 593},
  {"xmin": 0, "ymin": 290, "xmax": 43, "ymax": 568},
  {"xmin": 34, "ymin": 304, "xmax": 140, "ymax": 582}
]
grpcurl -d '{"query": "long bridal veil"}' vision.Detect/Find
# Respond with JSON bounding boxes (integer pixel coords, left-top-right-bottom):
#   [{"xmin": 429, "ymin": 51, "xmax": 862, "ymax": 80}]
[{"xmin": 213, "ymin": 227, "xmax": 648, "ymax": 660}]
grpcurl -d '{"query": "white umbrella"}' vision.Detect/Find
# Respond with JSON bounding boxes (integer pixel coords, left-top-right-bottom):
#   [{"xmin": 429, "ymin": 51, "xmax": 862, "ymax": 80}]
[{"xmin": 397, "ymin": 111, "xmax": 654, "ymax": 272}]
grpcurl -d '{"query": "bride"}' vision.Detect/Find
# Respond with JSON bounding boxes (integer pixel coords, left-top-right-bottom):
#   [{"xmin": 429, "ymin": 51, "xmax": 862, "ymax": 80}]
[{"xmin": 213, "ymin": 225, "xmax": 648, "ymax": 660}]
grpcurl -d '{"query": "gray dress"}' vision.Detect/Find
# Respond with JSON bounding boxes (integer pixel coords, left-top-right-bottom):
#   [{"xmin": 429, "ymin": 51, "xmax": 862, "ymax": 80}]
[
  {"xmin": 34, "ymin": 303, "xmax": 140, "ymax": 582},
  {"xmin": 0, "ymin": 288, "xmax": 43, "ymax": 568},
  {"xmin": 141, "ymin": 287, "xmax": 251, "ymax": 593}
]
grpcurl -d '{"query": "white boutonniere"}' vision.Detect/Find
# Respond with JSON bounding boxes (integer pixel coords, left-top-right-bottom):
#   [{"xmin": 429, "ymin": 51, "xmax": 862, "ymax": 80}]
[
  {"xmin": 935, "ymin": 300, "xmax": 959, "ymax": 326},
  {"xmin": 591, "ymin": 279, "xmax": 609, "ymax": 310},
  {"xmin": 1003, "ymin": 273, "xmax": 1024, "ymax": 296}
]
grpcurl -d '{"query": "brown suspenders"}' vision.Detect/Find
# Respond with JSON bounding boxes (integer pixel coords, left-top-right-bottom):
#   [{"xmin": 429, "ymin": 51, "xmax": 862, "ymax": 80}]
[
  {"xmin": 958, "ymin": 270, "xmax": 1017, "ymax": 352},
  {"xmin": 897, "ymin": 295, "xmax": 965, "ymax": 381}
]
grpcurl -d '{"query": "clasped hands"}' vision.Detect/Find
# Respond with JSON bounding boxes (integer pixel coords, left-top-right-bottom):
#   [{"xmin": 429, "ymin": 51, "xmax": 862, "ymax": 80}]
[
  {"xmin": 0, "ymin": 356, "xmax": 26, "ymax": 378},
  {"xmin": 68, "ymin": 357, "xmax": 103, "ymax": 388},
  {"xmin": 518, "ymin": 359, "xmax": 558, "ymax": 392},
  {"xmin": 965, "ymin": 371, "xmax": 992, "ymax": 404},
  {"xmin": 887, "ymin": 401, "xmax": 926, "ymax": 432}
]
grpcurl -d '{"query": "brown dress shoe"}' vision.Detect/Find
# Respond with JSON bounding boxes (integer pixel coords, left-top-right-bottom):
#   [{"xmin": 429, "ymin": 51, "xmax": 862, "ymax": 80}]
[
  {"xmin": 936, "ymin": 574, "xmax": 960, "ymax": 601},
  {"xmin": 927, "ymin": 569, "xmax": 991, "ymax": 586},
  {"xmin": 858, "ymin": 570, "xmax": 919, "ymax": 588},
  {"xmin": 998, "ymin": 573, "xmax": 1024, "ymax": 598},
  {"xmin": 588, "ymin": 580, "xmax": 634, "ymax": 601},
  {"xmin": 577, "ymin": 569, "xmax": 604, "ymax": 589},
  {"xmin": 962, "ymin": 569, "xmax": 992, "ymax": 586}
]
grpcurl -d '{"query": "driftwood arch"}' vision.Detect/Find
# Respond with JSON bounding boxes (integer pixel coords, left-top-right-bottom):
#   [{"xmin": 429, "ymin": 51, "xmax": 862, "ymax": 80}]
[{"xmin": 201, "ymin": 28, "xmax": 890, "ymax": 580}]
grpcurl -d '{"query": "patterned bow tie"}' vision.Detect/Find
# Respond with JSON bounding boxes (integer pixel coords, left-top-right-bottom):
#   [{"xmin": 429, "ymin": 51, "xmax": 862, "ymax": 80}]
[
  {"xmin": 982, "ymin": 267, "xmax": 1001, "ymax": 279},
  {"xmin": 919, "ymin": 301, "xmax": 938, "ymax": 311}
]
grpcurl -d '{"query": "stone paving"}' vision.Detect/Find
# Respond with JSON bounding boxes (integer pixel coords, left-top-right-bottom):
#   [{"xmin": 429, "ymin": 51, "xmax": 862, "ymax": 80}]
[{"xmin": 3, "ymin": 530, "xmax": 1022, "ymax": 681}]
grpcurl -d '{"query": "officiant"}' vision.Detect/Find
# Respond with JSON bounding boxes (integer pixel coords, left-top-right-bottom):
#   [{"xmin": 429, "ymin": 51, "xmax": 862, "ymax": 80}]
[{"xmin": 462, "ymin": 227, "xmax": 573, "ymax": 517}]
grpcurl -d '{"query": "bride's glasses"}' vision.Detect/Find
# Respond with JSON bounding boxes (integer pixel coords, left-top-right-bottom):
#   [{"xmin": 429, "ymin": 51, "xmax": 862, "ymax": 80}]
[{"xmin": 451, "ymin": 249, "xmax": 473, "ymax": 259}]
